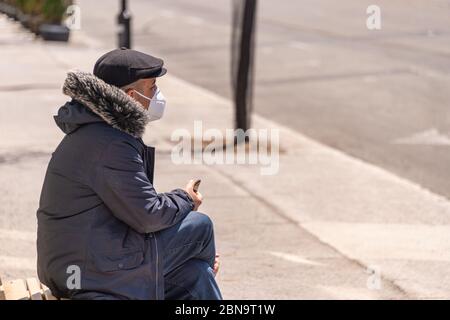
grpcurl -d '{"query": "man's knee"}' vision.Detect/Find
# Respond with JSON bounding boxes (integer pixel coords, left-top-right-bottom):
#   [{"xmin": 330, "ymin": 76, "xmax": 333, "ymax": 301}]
[{"xmin": 187, "ymin": 211, "xmax": 214, "ymax": 235}]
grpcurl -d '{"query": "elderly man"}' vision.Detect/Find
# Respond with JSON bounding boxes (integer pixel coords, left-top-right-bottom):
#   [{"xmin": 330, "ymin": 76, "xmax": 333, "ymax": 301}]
[{"xmin": 36, "ymin": 48, "xmax": 222, "ymax": 300}]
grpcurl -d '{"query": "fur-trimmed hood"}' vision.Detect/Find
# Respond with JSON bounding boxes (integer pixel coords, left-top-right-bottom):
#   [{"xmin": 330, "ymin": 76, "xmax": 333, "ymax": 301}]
[{"xmin": 55, "ymin": 70, "xmax": 149, "ymax": 138}]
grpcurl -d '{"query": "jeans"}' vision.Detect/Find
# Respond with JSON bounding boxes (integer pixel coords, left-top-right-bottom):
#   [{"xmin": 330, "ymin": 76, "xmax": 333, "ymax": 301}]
[{"xmin": 156, "ymin": 211, "xmax": 223, "ymax": 300}]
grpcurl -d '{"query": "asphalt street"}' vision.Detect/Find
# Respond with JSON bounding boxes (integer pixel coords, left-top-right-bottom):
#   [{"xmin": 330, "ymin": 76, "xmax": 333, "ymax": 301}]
[{"xmin": 77, "ymin": 0, "xmax": 450, "ymax": 199}]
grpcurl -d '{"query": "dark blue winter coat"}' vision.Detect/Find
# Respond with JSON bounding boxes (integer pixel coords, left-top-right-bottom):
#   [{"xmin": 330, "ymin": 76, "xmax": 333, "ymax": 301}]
[{"xmin": 37, "ymin": 71, "xmax": 194, "ymax": 300}]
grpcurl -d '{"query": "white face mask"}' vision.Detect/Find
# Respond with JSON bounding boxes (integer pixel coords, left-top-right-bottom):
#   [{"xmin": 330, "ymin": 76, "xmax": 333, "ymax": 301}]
[{"xmin": 134, "ymin": 88, "xmax": 166, "ymax": 122}]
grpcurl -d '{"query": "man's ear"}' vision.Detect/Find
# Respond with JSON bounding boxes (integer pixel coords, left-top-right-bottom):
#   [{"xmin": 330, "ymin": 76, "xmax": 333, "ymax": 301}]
[{"xmin": 125, "ymin": 88, "xmax": 134, "ymax": 98}]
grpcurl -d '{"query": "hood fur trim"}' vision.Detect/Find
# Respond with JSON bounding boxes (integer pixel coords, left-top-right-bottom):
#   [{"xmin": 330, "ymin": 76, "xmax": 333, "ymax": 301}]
[{"xmin": 62, "ymin": 70, "xmax": 149, "ymax": 138}]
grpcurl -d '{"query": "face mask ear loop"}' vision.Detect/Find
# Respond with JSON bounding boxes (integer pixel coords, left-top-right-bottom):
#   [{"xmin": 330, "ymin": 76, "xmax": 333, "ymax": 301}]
[
  {"xmin": 133, "ymin": 90, "xmax": 152, "ymax": 110},
  {"xmin": 133, "ymin": 89, "xmax": 152, "ymax": 101}
]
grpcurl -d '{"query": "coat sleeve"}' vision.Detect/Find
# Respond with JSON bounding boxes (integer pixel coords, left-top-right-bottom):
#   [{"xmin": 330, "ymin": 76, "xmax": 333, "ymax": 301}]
[{"xmin": 92, "ymin": 138, "xmax": 195, "ymax": 234}]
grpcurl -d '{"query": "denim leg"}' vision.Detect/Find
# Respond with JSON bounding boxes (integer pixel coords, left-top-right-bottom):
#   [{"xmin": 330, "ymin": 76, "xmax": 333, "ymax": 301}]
[
  {"xmin": 164, "ymin": 258, "xmax": 223, "ymax": 300},
  {"xmin": 156, "ymin": 211, "xmax": 222, "ymax": 300}
]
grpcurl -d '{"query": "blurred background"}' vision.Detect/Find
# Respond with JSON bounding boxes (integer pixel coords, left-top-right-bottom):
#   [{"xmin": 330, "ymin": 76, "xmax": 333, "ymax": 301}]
[{"xmin": 78, "ymin": 0, "xmax": 450, "ymax": 198}]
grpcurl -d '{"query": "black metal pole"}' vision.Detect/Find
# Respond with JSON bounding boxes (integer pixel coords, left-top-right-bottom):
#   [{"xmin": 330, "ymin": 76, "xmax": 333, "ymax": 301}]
[
  {"xmin": 117, "ymin": 0, "xmax": 132, "ymax": 48},
  {"xmin": 233, "ymin": 0, "xmax": 257, "ymax": 137}
]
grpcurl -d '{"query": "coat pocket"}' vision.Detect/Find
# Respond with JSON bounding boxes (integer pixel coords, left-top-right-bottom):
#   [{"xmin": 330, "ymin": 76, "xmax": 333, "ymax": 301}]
[{"xmin": 92, "ymin": 249, "xmax": 144, "ymax": 272}]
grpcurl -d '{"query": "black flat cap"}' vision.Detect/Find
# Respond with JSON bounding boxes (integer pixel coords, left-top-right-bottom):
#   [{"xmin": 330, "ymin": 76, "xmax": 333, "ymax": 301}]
[{"xmin": 93, "ymin": 48, "xmax": 167, "ymax": 88}]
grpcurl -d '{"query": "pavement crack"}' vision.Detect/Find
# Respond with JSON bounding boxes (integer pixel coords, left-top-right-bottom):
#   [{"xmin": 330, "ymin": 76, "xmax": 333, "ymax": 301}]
[
  {"xmin": 0, "ymin": 83, "xmax": 61, "ymax": 92},
  {"xmin": 0, "ymin": 151, "xmax": 52, "ymax": 165}
]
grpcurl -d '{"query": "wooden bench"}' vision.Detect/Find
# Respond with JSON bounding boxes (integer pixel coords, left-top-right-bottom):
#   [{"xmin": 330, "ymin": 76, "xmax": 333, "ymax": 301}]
[{"xmin": 0, "ymin": 276, "xmax": 60, "ymax": 300}]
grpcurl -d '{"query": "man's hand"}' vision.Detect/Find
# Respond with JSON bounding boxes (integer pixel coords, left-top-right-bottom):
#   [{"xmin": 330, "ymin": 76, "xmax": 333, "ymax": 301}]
[{"xmin": 185, "ymin": 179, "xmax": 203, "ymax": 211}]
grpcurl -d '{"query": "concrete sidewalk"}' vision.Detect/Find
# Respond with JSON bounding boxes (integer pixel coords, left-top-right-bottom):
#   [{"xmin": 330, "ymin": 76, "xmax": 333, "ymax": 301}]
[{"xmin": 1, "ymin": 14, "xmax": 449, "ymax": 299}]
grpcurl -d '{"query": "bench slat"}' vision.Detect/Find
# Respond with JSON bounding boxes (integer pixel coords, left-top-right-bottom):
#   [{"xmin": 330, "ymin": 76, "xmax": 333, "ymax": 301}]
[
  {"xmin": 0, "ymin": 276, "xmax": 5, "ymax": 300},
  {"xmin": 40, "ymin": 283, "xmax": 58, "ymax": 300},
  {"xmin": 0, "ymin": 276, "xmax": 64, "ymax": 300},
  {"xmin": 26, "ymin": 278, "xmax": 43, "ymax": 300},
  {"xmin": 3, "ymin": 279, "xmax": 30, "ymax": 300}
]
